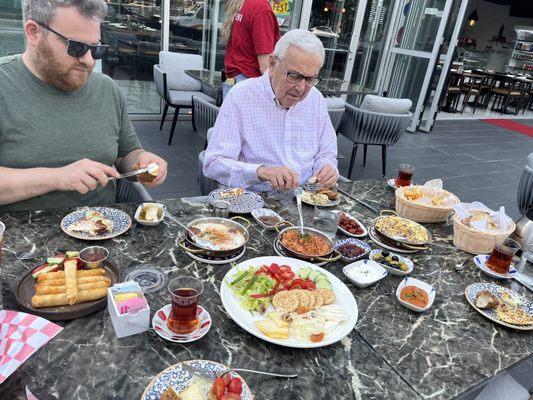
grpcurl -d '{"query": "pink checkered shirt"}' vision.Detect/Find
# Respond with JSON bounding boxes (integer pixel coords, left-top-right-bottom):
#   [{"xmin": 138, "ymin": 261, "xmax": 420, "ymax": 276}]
[{"xmin": 203, "ymin": 73, "xmax": 338, "ymax": 191}]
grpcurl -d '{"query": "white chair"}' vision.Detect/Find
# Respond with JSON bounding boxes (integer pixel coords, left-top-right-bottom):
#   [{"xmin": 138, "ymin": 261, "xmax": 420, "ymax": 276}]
[{"xmin": 153, "ymin": 51, "xmax": 215, "ymax": 146}]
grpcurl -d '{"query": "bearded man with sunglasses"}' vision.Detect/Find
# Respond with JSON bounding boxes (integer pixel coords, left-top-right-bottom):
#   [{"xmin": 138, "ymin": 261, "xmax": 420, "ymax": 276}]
[
  {"xmin": 203, "ymin": 29, "xmax": 338, "ymax": 191},
  {"xmin": 0, "ymin": 0, "xmax": 167, "ymax": 213}
]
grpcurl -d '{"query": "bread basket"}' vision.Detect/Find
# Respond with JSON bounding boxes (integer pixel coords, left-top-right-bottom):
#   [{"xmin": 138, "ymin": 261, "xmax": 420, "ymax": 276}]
[
  {"xmin": 395, "ymin": 187, "xmax": 460, "ymax": 223},
  {"xmin": 452, "ymin": 213, "xmax": 516, "ymax": 254}
]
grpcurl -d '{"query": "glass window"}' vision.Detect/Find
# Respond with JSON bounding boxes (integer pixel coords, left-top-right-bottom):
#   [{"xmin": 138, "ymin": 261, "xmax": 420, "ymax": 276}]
[
  {"xmin": 386, "ymin": 53, "xmax": 429, "ymax": 108},
  {"xmin": 101, "ymin": 0, "xmax": 163, "ymax": 114},
  {"xmin": 0, "ymin": 0, "xmax": 25, "ymax": 57}
]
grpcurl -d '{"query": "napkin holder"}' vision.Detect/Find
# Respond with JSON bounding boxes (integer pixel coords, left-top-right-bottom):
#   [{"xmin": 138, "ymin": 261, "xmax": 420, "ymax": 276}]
[{"xmin": 108, "ymin": 281, "xmax": 150, "ymax": 338}]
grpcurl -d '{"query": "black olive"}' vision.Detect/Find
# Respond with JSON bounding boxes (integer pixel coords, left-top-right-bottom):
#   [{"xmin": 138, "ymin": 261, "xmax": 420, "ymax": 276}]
[
  {"xmin": 382, "ymin": 251, "xmax": 389, "ymax": 257},
  {"xmin": 391, "ymin": 255, "xmax": 399, "ymax": 262}
]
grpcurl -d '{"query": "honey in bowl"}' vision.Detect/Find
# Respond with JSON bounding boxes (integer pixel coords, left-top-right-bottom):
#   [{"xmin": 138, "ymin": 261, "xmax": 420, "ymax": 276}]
[{"xmin": 400, "ymin": 286, "xmax": 429, "ymax": 308}]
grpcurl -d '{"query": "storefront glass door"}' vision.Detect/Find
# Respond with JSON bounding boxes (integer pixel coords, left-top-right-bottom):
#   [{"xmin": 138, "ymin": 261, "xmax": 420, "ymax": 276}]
[{"xmin": 380, "ymin": 0, "xmax": 453, "ymax": 131}]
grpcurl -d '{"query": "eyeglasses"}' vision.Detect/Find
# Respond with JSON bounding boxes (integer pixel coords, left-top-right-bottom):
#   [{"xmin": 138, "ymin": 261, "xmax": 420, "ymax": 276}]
[
  {"xmin": 276, "ymin": 57, "xmax": 322, "ymax": 86},
  {"xmin": 36, "ymin": 22, "xmax": 109, "ymax": 60}
]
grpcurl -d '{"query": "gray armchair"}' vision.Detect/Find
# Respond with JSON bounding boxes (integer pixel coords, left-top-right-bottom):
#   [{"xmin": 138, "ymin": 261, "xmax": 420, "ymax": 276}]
[
  {"xmin": 115, "ymin": 179, "xmax": 153, "ymax": 203},
  {"xmin": 192, "ymin": 95, "xmax": 220, "ymax": 148},
  {"xmin": 325, "ymin": 97, "xmax": 346, "ymax": 132},
  {"xmin": 338, "ymin": 103, "xmax": 412, "ymax": 178},
  {"xmin": 153, "ymin": 51, "xmax": 216, "ymax": 146},
  {"xmin": 198, "ymin": 128, "xmax": 220, "ymax": 195}
]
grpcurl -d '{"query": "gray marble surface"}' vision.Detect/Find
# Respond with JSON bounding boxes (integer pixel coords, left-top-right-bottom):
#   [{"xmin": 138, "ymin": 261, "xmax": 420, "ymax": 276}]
[{"xmin": 0, "ymin": 180, "xmax": 531, "ymax": 400}]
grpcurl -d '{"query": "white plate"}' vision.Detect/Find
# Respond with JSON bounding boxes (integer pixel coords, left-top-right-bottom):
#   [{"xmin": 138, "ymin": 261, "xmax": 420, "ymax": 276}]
[
  {"xmin": 134, "ymin": 203, "xmax": 165, "ymax": 226},
  {"xmin": 251, "ymin": 208, "xmax": 284, "ymax": 230},
  {"xmin": 396, "ymin": 277, "xmax": 435, "ymax": 312},
  {"xmin": 368, "ymin": 249, "xmax": 414, "ymax": 276},
  {"xmin": 342, "ymin": 259, "xmax": 388, "ymax": 288},
  {"xmin": 338, "ymin": 212, "xmax": 368, "ymax": 238},
  {"xmin": 141, "ymin": 360, "xmax": 253, "ymax": 400},
  {"xmin": 151, "ymin": 304, "xmax": 211, "ymax": 343},
  {"xmin": 368, "ymin": 227, "xmax": 419, "ymax": 254},
  {"xmin": 474, "ymin": 254, "xmax": 517, "ymax": 280},
  {"xmin": 297, "ymin": 189, "xmax": 341, "ymax": 207},
  {"xmin": 220, "ymin": 256, "xmax": 358, "ymax": 348},
  {"xmin": 183, "ymin": 246, "xmax": 246, "ymax": 265}
]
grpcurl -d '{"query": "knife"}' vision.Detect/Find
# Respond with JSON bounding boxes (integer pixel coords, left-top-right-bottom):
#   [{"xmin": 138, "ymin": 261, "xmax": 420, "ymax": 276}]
[
  {"xmin": 108, "ymin": 166, "xmax": 150, "ymax": 181},
  {"xmin": 337, "ymin": 187, "xmax": 379, "ymax": 214}
]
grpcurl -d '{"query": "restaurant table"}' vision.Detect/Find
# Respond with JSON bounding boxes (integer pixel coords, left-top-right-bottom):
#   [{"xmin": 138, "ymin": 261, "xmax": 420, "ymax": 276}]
[
  {"xmin": 1, "ymin": 179, "xmax": 532, "ymax": 400},
  {"xmin": 185, "ymin": 69, "xmax": 376, "ymax": 106}
]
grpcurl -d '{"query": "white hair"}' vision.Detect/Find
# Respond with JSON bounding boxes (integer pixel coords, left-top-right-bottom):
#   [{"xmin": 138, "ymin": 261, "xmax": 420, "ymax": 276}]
[{"xmin": 274, "ymin": 29, "xmax": 325, "ymax": 65}]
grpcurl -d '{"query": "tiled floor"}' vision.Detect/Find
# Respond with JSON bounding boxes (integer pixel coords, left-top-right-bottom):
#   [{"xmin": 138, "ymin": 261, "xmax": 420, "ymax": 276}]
[{"xmin": 134, "ymin": 117, "xmax": 532, "ymax": 219}]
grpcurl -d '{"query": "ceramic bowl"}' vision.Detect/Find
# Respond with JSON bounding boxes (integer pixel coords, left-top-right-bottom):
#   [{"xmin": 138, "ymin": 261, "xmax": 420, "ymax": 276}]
[
  {"xmin": 343, "ymin": 259, "xmax": 388, "ymax": 288},
  {"xmin": 334, "ymin": 238, "xmax": 371, "ymax": 263},
  {"xmin": 134, "ymin": 203, "xmax": 165, "ymax": 226},
  {"xmin": 396, "ymin": 277, "xmax": 435, "ymax": 312}
]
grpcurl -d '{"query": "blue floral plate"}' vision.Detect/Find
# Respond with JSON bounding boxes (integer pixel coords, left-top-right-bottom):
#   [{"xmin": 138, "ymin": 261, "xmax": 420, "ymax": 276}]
[
  {"xmin": 208, "ymin": 189, "xmax": 264, "ymax": 214},
  {"xmin": 465, "ymin": 283, "xmax": 533, "ymax": 331},
  {"xmin": 141, "ymin": 360, "xmax": 253, "ymax": 400},
  {"xmin": 61, "ymin": 207, "xmax": 132, "ymax": 240}
]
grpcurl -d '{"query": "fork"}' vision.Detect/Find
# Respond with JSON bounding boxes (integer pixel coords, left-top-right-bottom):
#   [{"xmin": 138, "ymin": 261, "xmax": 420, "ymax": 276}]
[
  {"xmin": 182, "ymin": 363, "xmax": 298, "ymax": 380},
  {"xmin": 2, "ymin": 244, "xmax": 39, "ymax": 260}
]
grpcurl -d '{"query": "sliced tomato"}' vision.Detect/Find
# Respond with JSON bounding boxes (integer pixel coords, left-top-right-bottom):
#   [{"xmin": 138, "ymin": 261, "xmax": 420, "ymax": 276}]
[
  {"xmin": 222, "ymin": 373, "xmax": 232, "ymax": 386},
  {"xmin": 291, "ymin": 278, "xmax": 304, "ymax": 286},
  {"xmin": 212, "ymin": 377, "xmax": 225, "ymax": 398},
  {"xmin": 221, "ymin": 393, "xmax": 241, "ymax": 400},
  {"xmin": 269, "ymin": 263, "xmax": 281, "ymax": 274},
  {"xmin": 227, "ymin": 377, "xmax": 243, "ymax": 394},
  {"xmin": 301, "ymin": 280, "xmax": 316, "ymax": 290},
  {"xmin": 250, "ymin": 293, "xmax": 270, "ymax": 298}
]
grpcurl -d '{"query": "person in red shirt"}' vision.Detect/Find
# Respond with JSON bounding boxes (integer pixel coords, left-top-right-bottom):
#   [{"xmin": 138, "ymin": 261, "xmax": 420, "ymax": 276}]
[{"xmin": 221, "ymin": 0, "xmax": 280, "ymax": 98}]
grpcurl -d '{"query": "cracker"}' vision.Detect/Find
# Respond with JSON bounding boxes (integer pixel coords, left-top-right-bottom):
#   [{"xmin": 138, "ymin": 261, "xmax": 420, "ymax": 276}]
[
  {"xmin": 272, "ymin": 290, "xmax": 299, "ymax": 312},
  {"xmin": 292, "ymin": 289, "xmax": 311, "ymax": 308},
  {"xmin": 315, "ymin": 288, "xmax": 335, "ymax": 305},
  {"xmin": 306, "ymin": 290, "xmax": 316, "ymax": 310},
  {"xmin": 311, "ymin": 291, "xmax": 325, "ymax": 308}
]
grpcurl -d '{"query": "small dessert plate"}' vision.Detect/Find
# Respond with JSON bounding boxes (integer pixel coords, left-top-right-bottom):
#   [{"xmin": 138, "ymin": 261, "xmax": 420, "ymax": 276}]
[
  {"xmin": 396, "ymin": 277, "xmax": 435, "ymax": 312},
  {"xmin": 342, "ymin": 259, "xmax": 387, "ymax": 288},
  {"xmin": 251, "ymin": 208, "xmax": 284, "ymax": 230},
  {"xmin": 334, "ymin": 238, "xmax": 371, "ymax": 263},
  {"xmin": 474, "ymin": 255, "xmax": 517, "ymax": 280},
  {"xmin": 386, "ymin": 179, "xmax": 415, "ymax": 189},
  {"xmin": 152, "ymin": 304, "xmax": 211, "ymax": 343},
  {"xmin": 134, "ymin": 203, "xmax": 165, "ymax": 226},
  {"xmin": 369, "ymin": 249, "xmax": 413, "ymax": 276}
]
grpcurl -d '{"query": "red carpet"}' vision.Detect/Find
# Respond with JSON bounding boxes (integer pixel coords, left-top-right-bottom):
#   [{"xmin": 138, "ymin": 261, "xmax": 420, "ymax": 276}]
[{"xmin": 481, "ymin": 119, "xmax": 533, "ymax": 137}]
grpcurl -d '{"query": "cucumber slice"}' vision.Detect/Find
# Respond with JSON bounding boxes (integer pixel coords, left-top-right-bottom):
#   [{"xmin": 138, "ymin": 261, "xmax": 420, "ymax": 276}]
[
  {"xmin": 47, "ymin": 257, "xmax": 64, "ymax": 265},
  {"xmin": 66, "ymin": 251, "xmax": 79, "ymax": 258},
  {"xmin": 313, "ymin": 272, "xmax": 327, "ymax": 283},
  {"xmin": 299, "ymin": 268, "xmax": 311, "ymax": 279},
  {"xmin": 307, "ymin": 270, "xmax": 320, "ymax": 282},
  {"xmin": 315, "ymin": 279, "xmax": 332, "ymax": 290}
]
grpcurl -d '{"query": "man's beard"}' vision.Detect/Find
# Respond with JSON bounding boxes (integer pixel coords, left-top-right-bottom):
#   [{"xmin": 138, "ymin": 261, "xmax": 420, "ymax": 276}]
[{"xmin": 33, "ymin": 38, "xmax": 92, "ymax": 92}]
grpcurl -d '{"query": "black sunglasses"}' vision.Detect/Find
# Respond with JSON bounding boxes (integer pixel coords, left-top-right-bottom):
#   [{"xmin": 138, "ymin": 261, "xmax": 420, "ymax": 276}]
[{"xmin": 37, "ymin": 22, "xmax": 109, "ymax": 59}]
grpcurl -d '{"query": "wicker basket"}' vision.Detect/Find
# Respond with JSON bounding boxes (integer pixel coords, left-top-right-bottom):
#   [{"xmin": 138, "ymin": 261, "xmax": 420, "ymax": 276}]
[
  {"xmin": 395, "ymin": 187, "xmax": 460, "ymax": 223},
  {"xmin": 452, "ymin": 214, "xmax": 516, "ymax": 254}
]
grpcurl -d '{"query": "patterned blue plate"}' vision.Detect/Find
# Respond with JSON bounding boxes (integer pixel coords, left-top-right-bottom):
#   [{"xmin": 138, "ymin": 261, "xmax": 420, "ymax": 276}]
[
  {"xmin": 141, "ymin": 360, "xmax": 253, "ymax": 400},
  {"xmin": 208, "ymin": 189, "xmax": 264, "ymax": 214},
  {"xmin": 61, "ymin": 207, "xmax": 132, "ymax": 240},
  {"xmin": 474, "ymin": 254, "xmax": 517, "ymax": 280},
  {"xmin": 465, "ymin": 283, "xmax": 533, "ymax": 331}
]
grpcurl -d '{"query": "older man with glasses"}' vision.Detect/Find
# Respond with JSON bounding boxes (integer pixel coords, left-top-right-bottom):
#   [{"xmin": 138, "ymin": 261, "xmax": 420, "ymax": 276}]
[
  {"xmin": 0, "ymin": 0, "xmax": 167, "ymax": 213},
  {"xmin": 203, "ymin": 29, "xmax": 339, "ymax": 191}
]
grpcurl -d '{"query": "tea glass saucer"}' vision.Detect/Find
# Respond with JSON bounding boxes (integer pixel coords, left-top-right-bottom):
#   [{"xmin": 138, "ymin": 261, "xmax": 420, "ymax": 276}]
[
  {"xmin": 151, "ymin": 304, "xmax": 211, "ymax": 343},
  {"xmin": 474, "ymin": 254, "xmax": 517, "ymax": 280}
]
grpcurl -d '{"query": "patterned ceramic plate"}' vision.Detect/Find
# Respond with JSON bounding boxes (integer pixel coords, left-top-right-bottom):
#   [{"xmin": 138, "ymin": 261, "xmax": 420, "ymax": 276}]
[
  {"xmin": 298, "ymin": 189, "xmax": 341, "ymax": 207},
  {"xmin": 208, "ymin": 189, "xmax": 264, "ymax": 214},
  {"xmin": 61, "ymin": 207, "xmax": 132, "ymax": 240},
  {"xmin": 152, "ymin": 304, "xmax": 211, "ymax": 343},
  {"xmin": 334, "ymin": 238, "xmax": 371, "ymax": 263},
  {"xmin": 474, "ymin": 254, "xmax": 517, "ymax": 280},
  {"xmin": 465, "ymin": 283, "xmax": 533, "ymax": 331},
  {"xmin": 141, "ymin": 359, "xmax": 253, "ymax": 400}
]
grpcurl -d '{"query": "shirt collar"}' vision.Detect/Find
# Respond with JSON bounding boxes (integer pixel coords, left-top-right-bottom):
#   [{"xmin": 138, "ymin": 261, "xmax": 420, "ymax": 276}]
[{"xmin": 260, "ymin": 72, "xmax": 290, "ymax": 111}]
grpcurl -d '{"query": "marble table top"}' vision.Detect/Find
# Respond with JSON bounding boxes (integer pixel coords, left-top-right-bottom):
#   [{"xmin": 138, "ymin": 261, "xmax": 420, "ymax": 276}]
[{"xmin": 0, "ymin": 180, "xmax": 531, "ymax": 400}]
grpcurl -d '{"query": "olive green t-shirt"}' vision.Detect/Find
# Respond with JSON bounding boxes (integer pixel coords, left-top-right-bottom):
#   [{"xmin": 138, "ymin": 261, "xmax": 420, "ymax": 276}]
[{"xmin": 0, "ymin": 55, "xmax": 141, "ymax": 214}]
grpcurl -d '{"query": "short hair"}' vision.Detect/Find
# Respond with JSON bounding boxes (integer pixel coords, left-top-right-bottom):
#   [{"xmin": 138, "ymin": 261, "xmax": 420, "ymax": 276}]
[
  {"xmin": 274, "ymin": 29, "xmax": 325, "ymax": 65},
  {"xmin": 23, "ymin": 0, "xmax": 107, "ymax": 25}
]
